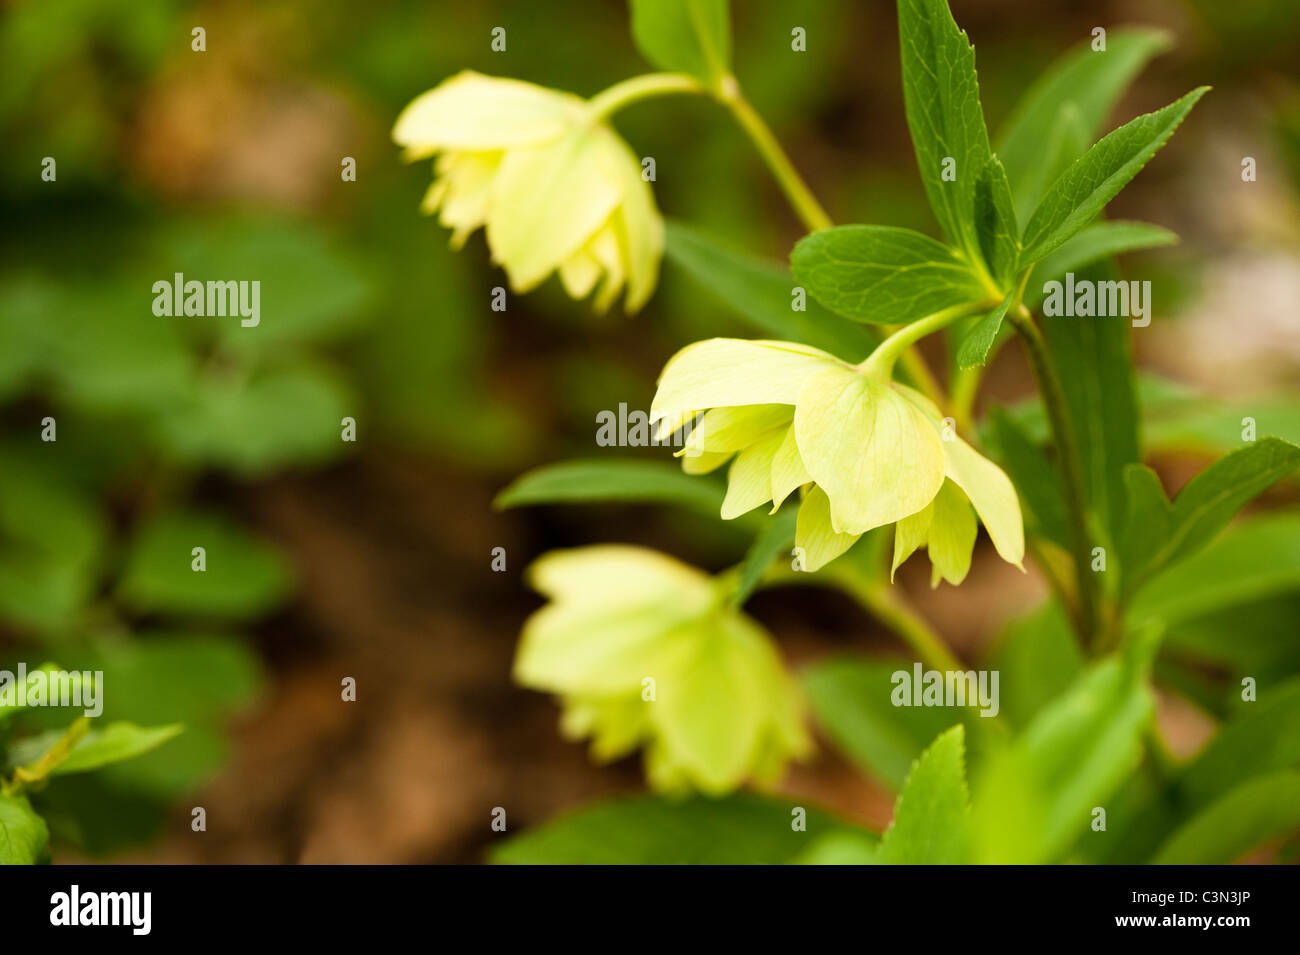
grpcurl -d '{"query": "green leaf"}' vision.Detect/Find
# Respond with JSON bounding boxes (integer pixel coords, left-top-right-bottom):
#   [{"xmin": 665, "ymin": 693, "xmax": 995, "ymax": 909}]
[
  {"xmin": 896, "ymin": 0, "xmax": 993, "ymax": 262},
  {"xmin": 983, "ymin": 407, "xmax": 1068, "ymax": 548},
  {"xmin": 802, "ymin": 656, "xmax": 981, "ymax": 790},
  {"xmin": 117, "ymin": 510, "xmax": 292, "ymax": 619},
  {"xmin": 1020, "ymin": 87, "xmax": 1208, "ymax": 264},
  {"xmin": 0, "ymin": 792, "xmax": 48, "ymax": 865},
  {"xmin": 996, "ymin": 28, "xmax": 1173, "ymax": 221},
  {"xmin": 954, "ymin": 292, "xmax": 1011, "ymax": 369},
  {"xmin": 983, "ymin": 602, "xmax": 1082, "ymax": 727},
  {"xmin": 628, "ymin": 0, "xmax": 731, "ymax": 86},
  {"xmin": 1152, "ymin": 772, "xmax": 1300, "ymax": 863},
  {"xmin": 973, "ymin": 631, "xmax": 1156, "ymax": 863},
  {"xmin": 1023, "ymin": 221, "xmax": 1178, "ymax": 309},
  {"xmin": 665, "ymin": 220, "xmax": 878, "ymax": 362},
  {"xmin": 1122, "ymin": 438, "xmax": 1300, "ymax": 592},
  {"xmin": 1131, "ymin": 514, "xmax": 1300, "ymax": 625},
  {"xmin": 1141, "ymin": 379, "xmax": 1300, "ymax": 455},
  {"xmin": 491, "ymin": 792, "xmax": 862, "ymax": 864},
  {"xmin": 734, "ymin": 505, "xmax": 797, "ymax": 606},
  {"xmin": 875, "ymin": 725, "xmax": 972, "ymax": 864},
  {"xmin": 973, "ymin": 155, "xmax": 1019, "ymax": 286},
  {"xmin": 11, "ymin": 722, "xmax": 183, "ymax": 780},
  {"xmin": 494, "ymin": 459, "xmax": 724, "ymax": 516},
  {"xmin": 790, "ymin": 225, "xmax": 990, "ymax": 325},
  {"xmin": 792, "ymin": 830, "xmax": 878, "ymax": 865}
]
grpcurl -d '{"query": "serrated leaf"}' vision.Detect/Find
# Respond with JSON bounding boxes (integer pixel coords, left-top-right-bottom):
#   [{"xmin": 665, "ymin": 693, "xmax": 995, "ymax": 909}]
[
  {"xmin": 117, "ymin": 511, "xmax": 292, "ymax": 619},
  {"xmin": 996, "ymin": 28, "xmax": 1172, "ymax": 221},
  {"xmin": 0, "ymin": 793, "xmax": 48, "ymax": 865},
  {"xmin": 491, "ymin": 792, "xmax": 863, "ymax": 864},
  {"xmin": 1020, "ymin": 87, "xmax": 1208, "ymax": 264},
  {"xmin": 494, "ymin": 459, "xmax": 724, "ymax": 515},
  {"xmin": 875, "ymin": 725, "xmax": 972, "ymax": 863},
  {"xmin": 897, "ymin": 0, "xmax": 994, "ymax": 263},
  {"xmin": 1023, "ymin": 221, "xmax": 1178, "ymax": 308},
  {"xmin": 665, "ymin": 220, "xmax": 878, "ymax": 362},
  {"xmin": 973, "ymin": 155, "xmax": 1018, "ymax": 286},
  {"xmin": 790, "ymin": 225, "xmax": 990, "ymax": 325},
  {"xmin": 1152, "ymin": 772, "xmax": 1300, "ymax": 863},
  {"xmin": 628, "ymin": 0, "xmax": 731, "ymax": 86}
]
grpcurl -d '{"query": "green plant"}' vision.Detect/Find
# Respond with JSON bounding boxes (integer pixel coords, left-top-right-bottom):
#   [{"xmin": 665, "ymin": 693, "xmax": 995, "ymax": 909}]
[{"xmin": 396, "ymin": 0, "xmax": 1300, "ymax": 864}]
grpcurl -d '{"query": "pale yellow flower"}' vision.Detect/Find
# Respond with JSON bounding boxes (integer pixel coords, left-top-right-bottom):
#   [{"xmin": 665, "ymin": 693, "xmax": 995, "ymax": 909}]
[
  {"xmin": 650, "ymin": 339, "xmax": 1025, "ymax": 577},
  {"xmin": 393, "ymin": 71, "xmax": 662, "ymax": 312},
  {"xmin": 515, "ymin": 545, "xmax": 811, "ymax": 794}
]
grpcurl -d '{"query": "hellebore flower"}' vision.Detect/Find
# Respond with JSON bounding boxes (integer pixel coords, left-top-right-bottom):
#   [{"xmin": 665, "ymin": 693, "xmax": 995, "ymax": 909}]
[
  {"xmin": 393, "ymin": 71, "xmax": 662, "ymax": 312},
  {"xmin": 650, "ymin": 339, "xmax": 1025, "ymax": 577},
  {"xmin": 514, "ymin": 546, "xmax": 811, "ymax": 794}
]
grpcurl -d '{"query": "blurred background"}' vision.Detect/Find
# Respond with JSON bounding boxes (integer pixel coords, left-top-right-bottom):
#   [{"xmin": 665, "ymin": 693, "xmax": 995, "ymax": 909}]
[{"xmin": 1, "ymin": 0, "xmax": 1298, "ymax": 862}]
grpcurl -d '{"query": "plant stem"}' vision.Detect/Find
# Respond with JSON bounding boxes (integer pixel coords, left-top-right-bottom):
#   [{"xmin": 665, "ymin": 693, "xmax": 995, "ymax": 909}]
[
  {"xmin": 1006, "ymin": 305, "xmax": 1099, "ymax": 646},
  {"xmin": 858, "ymin": 301, "xmax": 996, "ymax": 384},
  {"xmin": 586, "ymin": 72, "xmax": 705, "ymax": 122},
  {"xmin": 715, "ymin": 79, "xmax": 833, "ymax": 232},
  {"xmin": 831, "ymin": 568, "xmax": 966, "ymax": 673}
]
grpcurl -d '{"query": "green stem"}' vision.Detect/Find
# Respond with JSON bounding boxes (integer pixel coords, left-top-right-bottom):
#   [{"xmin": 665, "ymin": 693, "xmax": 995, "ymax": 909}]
[
  {"xmin": 1006, "ymin": 305, "xmax": 1099, "ymax": 646},
  {"xmin": 858, "ymin": 301, "xmax": 995, "ymax": 384},
  {"xmin": 586, "ymin": 72, "xmax": 705, "ymax": 122},
  {"xmin": 716, "ymin": 79, "xmax": 833, "ymax": 232},
  {"xmin": 830, "ymin": 567, "xmax": 965, "ymax": 673}
]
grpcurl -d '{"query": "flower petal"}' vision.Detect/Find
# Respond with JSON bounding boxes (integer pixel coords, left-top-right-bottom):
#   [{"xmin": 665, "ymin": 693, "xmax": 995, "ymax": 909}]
[
  {"xmin": 795, "ymin": 367, "xmax": 945, "ymax": 535},
  {"xmin": 393, "ymin": 71, "xmax": 582, "ymax": 155},
  {"xmin": 721, "ymin": 429, "xmax": 784, "ymax": 519},
  {"xmin": 651, "ymin": 339, "xmax": 838, "ymax": 426},
  {"xmin": 942, "ymin": 437, "xmax": 1025, "ymax": 568},
  {"xmin": 770, "ymin": 425, "xmax": 811, "ymax": 512},
  {"xmin": 681, "ymin": 405, "xmax": 793, "ymax": 455},
  {"xmin": 925, "ymin": 479, "xmax": 977, "ymax": 586},
  {"xmin": 795, "ymin": 485, "xmax": 862, "ymax": 571}
]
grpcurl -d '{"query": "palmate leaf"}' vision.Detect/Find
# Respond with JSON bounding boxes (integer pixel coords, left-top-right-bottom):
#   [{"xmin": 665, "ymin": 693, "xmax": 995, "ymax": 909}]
[
  {"xmin": 996, "ymin": 28, "xmax": 1173, "ymax": 221},
  {"xmin": 790, "ymin": 225, "xmax": 990, "ymax": 325},
  {"xmin": 896, "ymin": 0, "xmax": 993, "ymax": 265},
  {"xmin": 628, "ymin": 0, "xmax": 731, "ymax": 87},
  {"xmin": 1019, "ymin": 87, "xmax": 1209, "ymax": 264}
]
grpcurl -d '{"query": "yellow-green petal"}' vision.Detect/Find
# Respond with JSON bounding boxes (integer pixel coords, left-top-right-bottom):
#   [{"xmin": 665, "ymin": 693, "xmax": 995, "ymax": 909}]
[
  {"xmin": 392, "ymin": 71, "xmax": 582, "ymax": 155},
  {"xmin": 926, "ymin": 479, "xmax": 977, "ymax": 586},
  {"xmin": 795, "ymin": 367, "xmax": 945, "ymax": 535},
  {"xmin": 681, "ymin": 405, "xmax": 792, "ymax": 455},
  {"xmin": 769, "ymin": 425, "xmax": 811, "ymax": 512},
  {"xmin": 651, "ymin": 339, "xmax": 837, "ymax": 426},
  {"xmin": 720, "ymin": 429, "xmax": 784, "ymax": 519},
  {"xmin": 942, "ymin": 438, "xmax": 1025, "ymax": 568},
  {"xmin": 795, "ymin": 485, "xmax": 862, "ymax": 571}
]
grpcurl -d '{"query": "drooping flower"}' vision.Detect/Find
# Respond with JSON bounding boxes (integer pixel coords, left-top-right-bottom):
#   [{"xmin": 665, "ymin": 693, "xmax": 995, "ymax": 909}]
[
  {"xmin": 393, "ymin": 71, "xmax": 662, "ymax": 312},
  {"xmin": 650, "ymin": 339, "xmax": 1024, "ymax": 577},
  {"xmin": 514, "ymin": 545, "xmax": 811, "ymax": 794}
]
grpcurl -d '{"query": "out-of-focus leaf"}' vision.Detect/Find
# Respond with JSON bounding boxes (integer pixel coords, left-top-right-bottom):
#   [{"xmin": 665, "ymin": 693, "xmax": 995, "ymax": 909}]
[
  {"xmin": 0, "ymin": 793, "xmax": 48, "ymax": 865},
  {"xmin": 1022, "ymin": 221, "xmax": 1178, "ymax": 309},
  {"xmin": 11, "ymin": 722, "xmax": 182, "ymax": 780},
  {"xmin": 495, "ymin": 459, "xmax": 724, "ymax": 515},
  {"xmin": 628, "ymin": 0, "xmax": 731, "ymax": 87},
  {"xmin": 996, "ymin": 28, "xmax": 1172, "ymax": 221},
  {"xmin": 1140, "ymin": 375, "xmax": 1300, "ymax": 453},
  {"xmin": 973, "ymin": 627, "xmax": 1157, "ymax": 863},
  {"xmin": 151, "ymin": 361, "xmax": 356, "ymax": 477},
  {"xmin": 117, "ymin": 511, "xmax": 292, "ymax": 619},
  {"xmin": 1020, "ymin": 88, "xmax": 1208, "ymax": 264},
  {"xmin": 897, "ymin": 0, "xmax": 992, "ymax": 262},
  {"xmin": 802, "ymin": 656, "xmax": 983, "ymax": 790},
  {"xmin": 791, "ymin": 225, "xmax": 990, "ymax": 325},
  {"xmin": 665, "ymin": 220, "xmax": 878, "ymax": 362},
  {"xmin": 1152, "ymin": 772, "xmax": 1300, "ymax": 863},
  {"xmin": 1130, "ymin": 514, "xmax": 1300, "ymax": 625},
  {"xmin": 875, "ymin": 725, "xmax": 972, "ymax": 863},
  {"xmin": 0, "ymin": 453, "xmax": 106, "ymax": 632},
  {"xmin": 983, "ymin": 601, "xmax": 1082, "ymax": 727},
  {"xmin": 1121, "ymin": 439, "xmax": 1300, "ymax": 593},
  {"xmin": 491, "ymin": 792, "xmax": 861, "ymax": 864},
  {"xmin": 792, "ymin": 830, "xmax": 878, "ymax": 865},
  {"xmin": 734, "ymin": 505, "xmax": 796, "ymax": 605}
]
